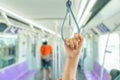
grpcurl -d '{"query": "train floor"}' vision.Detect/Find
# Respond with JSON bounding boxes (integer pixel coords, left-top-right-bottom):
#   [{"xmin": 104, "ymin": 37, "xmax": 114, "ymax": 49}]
[{"xmin": 34, "ymin": 67, "xmax": 86, "ymax": 80}]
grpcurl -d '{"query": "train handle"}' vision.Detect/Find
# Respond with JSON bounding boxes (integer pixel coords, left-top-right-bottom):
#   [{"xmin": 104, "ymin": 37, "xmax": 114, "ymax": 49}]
[{"xmin": 61, "ymin": 0, "xmax": 80, "ymax": 43}]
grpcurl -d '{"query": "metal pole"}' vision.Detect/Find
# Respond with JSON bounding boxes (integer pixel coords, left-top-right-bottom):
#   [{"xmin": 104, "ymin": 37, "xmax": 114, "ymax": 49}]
[
  {"xmin": 52, "ymin": 47, "xmax": 55, "ymax": 80},
  {"xmin": 119, "ymin": 33, "xmax": 120, "ymax": 69},
  {"xmin": 58, "ymin": 39, "xmax": 61, "ymax": 78},
  {"xmin": 100, "ymin": 34, "xmax": 110, "ymax": 80},
  {"xmin": 100, "ymin": 25, "xmax": 119, "ymax": 80}
]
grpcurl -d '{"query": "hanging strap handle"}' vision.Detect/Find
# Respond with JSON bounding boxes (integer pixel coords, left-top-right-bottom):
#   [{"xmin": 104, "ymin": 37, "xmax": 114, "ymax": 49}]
[{"xmin": 61, "ymin": 0, "xmax": 80, "ymax": 42}]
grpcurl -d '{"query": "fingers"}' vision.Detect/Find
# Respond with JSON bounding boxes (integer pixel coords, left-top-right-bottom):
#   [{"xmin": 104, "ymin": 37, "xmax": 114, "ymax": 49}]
[
  {"xmin": 65, "ymin": 38, "xmax": 74, "ymax": 49},
  {"xmin": 76, "ymin": 34, "xmax": 84, "ymax": 48},
  {"xmin": 65, "ymin": 33, "xmax": 84, "ymax": 49},
  {"xmin": 73, "ymin": 38, "xmax": 79, "ymax": 48},
  {"xmin": 74, "ymin": 33, "xmax": 83, "ymax": 43}
]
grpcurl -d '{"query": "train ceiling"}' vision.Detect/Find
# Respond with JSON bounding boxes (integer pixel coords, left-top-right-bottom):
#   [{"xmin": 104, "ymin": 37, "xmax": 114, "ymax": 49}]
[
  {"xmin": 84, "ymin": 0, "xmax": 120, "ymax": 36},
  {"xmin": 0, "ymin": 0, "xmax": 80, "ymax": 35},
  {"xmin": 0, "ymin": 0, "xmax": 118, "ymax": 37}
]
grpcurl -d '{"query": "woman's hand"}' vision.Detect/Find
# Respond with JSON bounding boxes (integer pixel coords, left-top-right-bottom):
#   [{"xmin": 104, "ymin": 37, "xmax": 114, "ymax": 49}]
[
  {"xmin": 65, "ymin": 33, "xmax": 84, "ymax": 59},
  {"xmin": 63, "ymin": 33, "xmax": 84, "ymax": 80}
]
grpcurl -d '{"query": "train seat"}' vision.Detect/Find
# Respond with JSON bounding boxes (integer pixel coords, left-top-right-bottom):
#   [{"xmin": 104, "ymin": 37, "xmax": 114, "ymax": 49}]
[
  {"xmin": 84, "ymin": 62, "xmax": 110, "ymax": 80},
  {"xmin": 0, "ymin": 61, "xmax": 37, "ymax": 80},
  {"xmin": 17, "ymin": 70, "xmax": 37, "ymax": 80}
]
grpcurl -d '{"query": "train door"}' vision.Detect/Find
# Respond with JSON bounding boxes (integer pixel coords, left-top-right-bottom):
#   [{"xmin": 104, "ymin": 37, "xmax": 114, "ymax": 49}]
[
  {"xmin": 26, "ymin": 32, "xmax": 37, "ymax": 70},
  {"xmin": 35, "ymin": 34, "xmax": 41, "ymax": 69},
  {"xmin": 84, "ymin": 36, "xmax": 94, "ymax": 70},
  {"xmin": 18, "ymin": 32, "xmax": 27, "ymax": 62},
  {"xmin": 52, "ymin": 37, "xmax": 67, "ymax": 80},
  {"xmin": 53, "ymin": 38, "xmax": 62, "ymax": 80}
]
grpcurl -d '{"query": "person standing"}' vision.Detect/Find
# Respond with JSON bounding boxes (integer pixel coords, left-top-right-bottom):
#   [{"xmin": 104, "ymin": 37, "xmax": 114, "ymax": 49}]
[{"xmin": 40, "ymin": 41, "xmax": 53, "ymax": 80}]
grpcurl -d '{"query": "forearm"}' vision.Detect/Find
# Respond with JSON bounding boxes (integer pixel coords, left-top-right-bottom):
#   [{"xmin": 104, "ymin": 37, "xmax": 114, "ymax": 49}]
[
  {"xmin": 63, "ymin": 55, "xmax": 80, "ymax": 80},
  {"xmin": 50, "ymin": 54, "xmax": 52, "ymax": 61},
  {"xmin": 63, "ymin": 33, "xmax": 84, "ymax": 80}
]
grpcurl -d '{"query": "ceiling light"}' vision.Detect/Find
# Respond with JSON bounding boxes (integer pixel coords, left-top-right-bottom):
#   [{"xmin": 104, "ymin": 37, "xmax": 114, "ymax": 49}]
[
  {"xmin": 0, "ymin": 34, "xmax": 17, "ymax": 38},
  {"xmin": 79, "ymin": 0, "xmax": 97, "ymax": 25},
  {"xmin": 77, "ymin": 0, "xmax": 88, "ymax": 21}
]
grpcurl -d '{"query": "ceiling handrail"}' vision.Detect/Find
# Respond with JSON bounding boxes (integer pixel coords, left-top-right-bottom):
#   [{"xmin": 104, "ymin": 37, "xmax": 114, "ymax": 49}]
[{"xmin": 61, "ymin": 0, "xmax": 81, "ymax": 42}]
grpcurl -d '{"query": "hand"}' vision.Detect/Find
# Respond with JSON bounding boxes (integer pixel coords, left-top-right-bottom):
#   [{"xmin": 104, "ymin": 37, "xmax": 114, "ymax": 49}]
[
  {"xmin": 50, "ymin": 57, "xmax": 53, "ymax": 61},
  {"xmin": 65, "ymin": 33, "xmax": 84, "ymax": 59},
  {"xmin": 41, "ymin": 56, "xmax": 45, "ymax": 60}
]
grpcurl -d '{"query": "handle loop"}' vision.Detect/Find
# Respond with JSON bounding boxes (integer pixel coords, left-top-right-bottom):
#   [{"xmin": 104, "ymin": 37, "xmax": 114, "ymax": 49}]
[{"xmin": 61, "ymin": 0, "xmax": 80, "ymax": 42}]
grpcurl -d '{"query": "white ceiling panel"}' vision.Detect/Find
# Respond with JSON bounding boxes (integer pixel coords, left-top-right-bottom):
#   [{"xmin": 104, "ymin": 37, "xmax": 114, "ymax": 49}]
[
  {"xmin": 0, "ymin": 0, "xmax": 81, "ymax": 34},
  {"xmin": 0, "ymin": 0, "xmax": 66, "ymax": 18}
]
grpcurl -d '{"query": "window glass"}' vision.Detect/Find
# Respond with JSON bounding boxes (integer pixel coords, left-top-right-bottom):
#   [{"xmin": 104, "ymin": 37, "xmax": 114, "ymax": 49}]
[
  {"xmin": 98, "ymin": 33, "xmax": 120, "ymax": 71},
  {"xmin": 0, "ymin": 23, "xmax": 8, "ymax": 32},
  {"xmin": 0, "ymin": 34, "xmax": 18, "ymax": 69}
]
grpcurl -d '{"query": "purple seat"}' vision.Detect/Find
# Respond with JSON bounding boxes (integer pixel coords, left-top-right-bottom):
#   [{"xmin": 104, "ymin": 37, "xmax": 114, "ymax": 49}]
[
  {"xmin": 84, "ymin": 71, "xmax": 96, "ymax": 80},
  {"xmin": 17, "ymin": 70, "xmax": 37, "ymax": 80},
  {"xmin": 103, "ymin": 69, "xmax": 110, "ymax": 80},
  {"xmin": 84, "ymin": 62, "xmax": 110, "ymax": 80},
  {"xmin": 0, "ymin": 61, "xmax": 37, "ymax": 80}
]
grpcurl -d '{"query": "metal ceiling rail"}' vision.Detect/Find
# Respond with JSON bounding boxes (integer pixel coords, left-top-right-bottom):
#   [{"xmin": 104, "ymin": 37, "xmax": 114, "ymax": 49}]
[{"xmin": 0, "ymin": 6, "xmax": 61, "ymax": 37}]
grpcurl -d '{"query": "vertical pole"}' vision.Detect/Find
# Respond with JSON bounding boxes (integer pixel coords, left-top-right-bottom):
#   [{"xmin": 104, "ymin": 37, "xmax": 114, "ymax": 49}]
[
  {"xmin": 58, "ymin": 38, "xmax": 61, "ymax": 78},
  {"xmin": 100, "ymin": 25, "xmax": 119, "ymax": 80},
  {"xmin": 55, "ymin": 23, "xmax": 58, "ymax": 79},
  {"xmin": 36, "ymin": 34, "xmax": 40, "ymax": 69},
  {"xmin": 52, "ymin": 42, "xmax": 55, "ymax": 80},
  {"xmin": 100, "ymin": 34, "xmax": 110, "ymax": 80},
  {"xmin": 119, "ymin": 33, "xmax": 120, "ymax": 69}
]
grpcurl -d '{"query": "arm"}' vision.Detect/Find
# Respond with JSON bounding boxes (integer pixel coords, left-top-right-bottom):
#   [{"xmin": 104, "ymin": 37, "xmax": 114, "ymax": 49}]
[
  {"xmin": 40, "ymin": 46, "xmax": 43, "ymax": 59},
  {"xmin": 63, "ymin": 33, "xmax": 84, "ymax": 80},
  {"xmin": 40, "ymin": 46, "xmax": 45, "ymax": 60},
  {"xmin": 50, "ymin": 46, "xmax": 53, "ymax": 61}
]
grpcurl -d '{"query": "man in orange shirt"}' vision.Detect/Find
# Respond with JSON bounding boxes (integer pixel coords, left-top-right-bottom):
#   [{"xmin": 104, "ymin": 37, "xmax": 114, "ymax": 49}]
[{"xmin": 40, "ymin": 41, "xmax": 53, "ymax": 80}]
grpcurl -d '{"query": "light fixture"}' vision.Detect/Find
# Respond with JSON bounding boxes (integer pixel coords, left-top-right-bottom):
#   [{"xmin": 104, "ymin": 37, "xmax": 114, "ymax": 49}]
[
  {"xmin": 0, "ymin": 34, "xmax": 17, "ymax": 38},
  {"xmin": 77, "ymin": 0, "xmax": 88, "ymax": 21},
  {"xmin": 78, "ymin": 0, "xmax": 97, "ymax": 26}
]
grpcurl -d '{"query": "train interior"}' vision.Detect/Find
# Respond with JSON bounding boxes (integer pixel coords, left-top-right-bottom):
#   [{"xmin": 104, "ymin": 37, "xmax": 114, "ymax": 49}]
[{"xmin": 0, "ymin": 0, "xmax": 120, "ymax": 80}]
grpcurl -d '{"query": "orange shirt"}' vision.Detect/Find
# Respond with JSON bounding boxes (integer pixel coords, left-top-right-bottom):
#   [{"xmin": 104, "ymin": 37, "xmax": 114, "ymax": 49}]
[{"xmin": 40, "ymin": 45, "xmax": 52, "ymax": 56}]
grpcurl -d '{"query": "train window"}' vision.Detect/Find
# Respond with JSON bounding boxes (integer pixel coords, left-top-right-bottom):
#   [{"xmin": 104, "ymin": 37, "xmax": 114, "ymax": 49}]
[
  {"xmin": 0, "ymin": 34, "xmax": 18, "ymax": 69},
  {"xmin": 0, "ymin": 23, "xmax": 8, "ymax": 32},
  {"xmin": 98, "ymin": 33, "xmax": 120, "ymax": 71}
]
